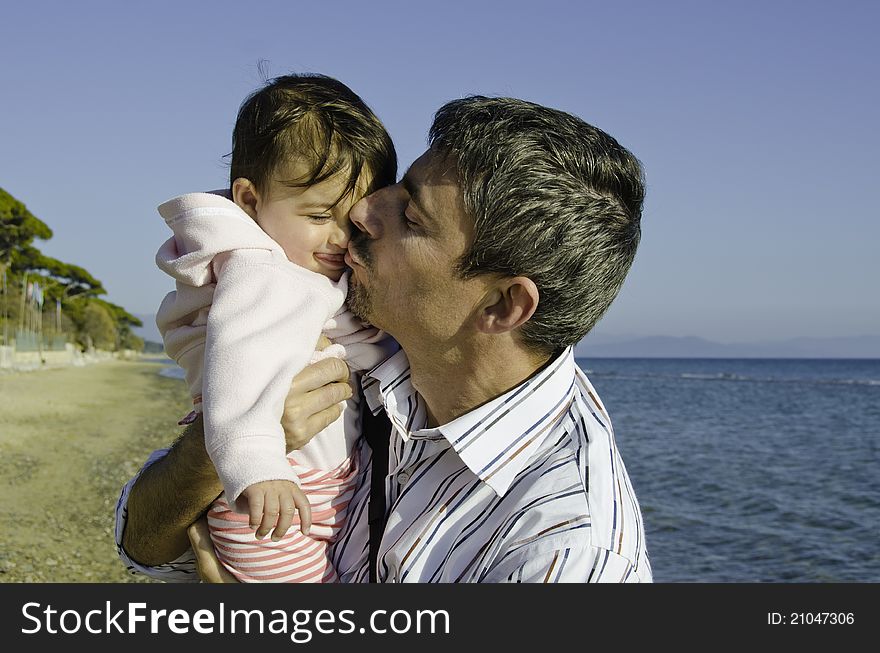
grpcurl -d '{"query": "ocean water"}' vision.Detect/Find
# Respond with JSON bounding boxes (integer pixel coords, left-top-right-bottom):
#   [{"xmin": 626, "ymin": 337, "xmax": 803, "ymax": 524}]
[
  {"xmin": 577, "ymin": 358, "xmax": 880, "ymax": 582},
  {"xmin": 154, "ymin": 356, "xmax": 880, "ymax": 582}
]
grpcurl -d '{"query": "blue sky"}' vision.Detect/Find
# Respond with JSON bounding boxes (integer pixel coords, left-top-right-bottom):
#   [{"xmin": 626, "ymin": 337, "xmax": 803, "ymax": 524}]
[{"xmin": 2, "ymin": 0, "xmax": 878, "ymax": 344}]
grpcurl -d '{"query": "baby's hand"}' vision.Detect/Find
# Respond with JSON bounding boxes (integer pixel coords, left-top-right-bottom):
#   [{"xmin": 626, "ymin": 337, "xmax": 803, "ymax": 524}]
[{"xmin": 239, "ymin": 480, "xmax": 312, "ymax": 541}]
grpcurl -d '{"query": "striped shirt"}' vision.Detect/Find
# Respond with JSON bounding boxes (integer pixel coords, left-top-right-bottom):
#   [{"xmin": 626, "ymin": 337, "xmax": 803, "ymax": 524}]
[
  {"xmin": 115, "ymin": 347, "xmax": 652, "ymax": 583},
  {"xmin": 205, "ymin": 451, "xmax": 359, "ymax": 583}
]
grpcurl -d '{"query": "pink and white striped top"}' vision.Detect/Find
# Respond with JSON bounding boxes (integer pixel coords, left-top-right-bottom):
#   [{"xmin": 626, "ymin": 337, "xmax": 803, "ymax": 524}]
[{"xmin": 206, "ymin": 450, "xmax": 360, "ymax": 583}]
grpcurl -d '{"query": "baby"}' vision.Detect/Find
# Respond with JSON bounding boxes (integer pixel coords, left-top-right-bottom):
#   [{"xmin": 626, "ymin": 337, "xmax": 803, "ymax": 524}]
[{"xmin": 155, "ymin": 74, "xmax": 397, "ymax": 582}]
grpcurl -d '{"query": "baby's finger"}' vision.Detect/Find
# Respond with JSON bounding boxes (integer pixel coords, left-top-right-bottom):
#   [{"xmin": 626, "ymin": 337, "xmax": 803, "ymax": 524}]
[
  {"xmin": 292, "ymin": 486, "xmax": 312, "ymax": 536},
  {"xmin": 247, "ymin": 492, "xmax": 264, "ymax": 531},
  {"xmin": 256, "ymin": 493, "xmax": 280, "ymax": 540},
  {"xmin": 272, "ymin": 492, "xmax": 297, "ymax": 542}
]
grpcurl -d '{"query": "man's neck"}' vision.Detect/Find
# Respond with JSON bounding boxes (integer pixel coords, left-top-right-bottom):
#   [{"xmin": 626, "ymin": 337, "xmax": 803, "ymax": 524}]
[{"xmin": 403, "ymin": 337, "xmax": 552, "ymax": 427}]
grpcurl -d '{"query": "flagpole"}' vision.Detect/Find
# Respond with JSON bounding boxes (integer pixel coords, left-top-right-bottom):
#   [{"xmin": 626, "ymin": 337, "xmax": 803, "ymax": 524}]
[
  {"xmin": 1, "ymin": 266, "xmax": 7, "ymax": 346},
  {"xmin": 37, "ymin": 283, "xmax": 43, "ymax": 363},
  {"xmin": 19, "ymin": 273, "xmax": 27, "ymax": 335}
]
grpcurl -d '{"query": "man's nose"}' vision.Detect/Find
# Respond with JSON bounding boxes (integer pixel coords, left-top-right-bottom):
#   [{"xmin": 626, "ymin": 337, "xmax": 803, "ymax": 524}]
[{"xmin": 349, "ymin": 190, "xmax": 388, "ymax": 239}]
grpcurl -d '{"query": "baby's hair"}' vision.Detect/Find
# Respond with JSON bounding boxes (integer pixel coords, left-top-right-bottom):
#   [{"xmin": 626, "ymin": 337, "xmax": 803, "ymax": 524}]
[{"xmin": 230, "ymin": 73, "xmax": 397, "ymax": 203}]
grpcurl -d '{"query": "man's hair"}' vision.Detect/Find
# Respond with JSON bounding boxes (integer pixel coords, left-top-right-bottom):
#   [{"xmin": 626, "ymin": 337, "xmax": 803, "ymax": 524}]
[
  {"xmin": 230, "ymin": 73, "xmax": 397, "ymax": 201},
  {"xmin": 429, "ymin": 96, "xmax": 644, "ymax": 355}
]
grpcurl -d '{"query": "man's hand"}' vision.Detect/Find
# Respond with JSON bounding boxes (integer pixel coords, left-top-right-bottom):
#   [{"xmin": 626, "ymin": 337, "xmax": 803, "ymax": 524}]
[
  {"xmin": 281, "ymin": 351, "xmax": 352, "ymax": 452},
  {"xmin": 238, "ymin": 480, "xmax": 312, "ymax": 540},
  {"xmin": 187, "ymin": 517, "xmax": 238, "ymax": 583}
]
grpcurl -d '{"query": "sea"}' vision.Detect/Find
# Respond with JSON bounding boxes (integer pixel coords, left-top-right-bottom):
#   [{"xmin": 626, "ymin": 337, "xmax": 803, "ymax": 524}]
[
  {"xmin": 578, "ymin": 357, "xmax": 880, "ymax": 582},
  {"xmin": 154, "ymin": 357, "xmax": 880, "ymax": 582}
]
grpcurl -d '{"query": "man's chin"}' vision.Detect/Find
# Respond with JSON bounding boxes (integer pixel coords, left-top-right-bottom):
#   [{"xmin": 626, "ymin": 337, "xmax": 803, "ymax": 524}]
[{"xmin": 346, "ymin": 276, "xmax": 373, "ymax": 323}]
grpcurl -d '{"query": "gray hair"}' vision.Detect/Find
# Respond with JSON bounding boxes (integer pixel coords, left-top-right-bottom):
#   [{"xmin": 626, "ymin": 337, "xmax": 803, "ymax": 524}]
[{"xmin": 429, "ymin": 96, "xmax": 644, "ymax": 355}]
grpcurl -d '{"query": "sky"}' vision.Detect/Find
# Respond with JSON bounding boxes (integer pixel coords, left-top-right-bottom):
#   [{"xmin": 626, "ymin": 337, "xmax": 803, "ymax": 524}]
[{"xmin": 1, "ymin": 0, "xmax": 878, "ymax": 345}]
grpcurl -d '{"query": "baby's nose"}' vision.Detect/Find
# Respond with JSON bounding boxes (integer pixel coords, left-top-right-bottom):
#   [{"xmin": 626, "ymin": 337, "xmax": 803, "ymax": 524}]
[{"xmin": 330, "ymin": 220, "xmax": 350, "ymax": 248}]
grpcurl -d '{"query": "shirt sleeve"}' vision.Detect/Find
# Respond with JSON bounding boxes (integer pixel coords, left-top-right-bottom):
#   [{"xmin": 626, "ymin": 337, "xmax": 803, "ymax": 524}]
[
  {"xmin": 203, "ymin": 249, "xmax": 345, "ymax": 509},
  {"xmin": 485, "ymin": 543, "xmax": 649, "ymax": 583},
  {"xmin": 114, "ymin": 448, "xmax": 200, "ymax": 582}
]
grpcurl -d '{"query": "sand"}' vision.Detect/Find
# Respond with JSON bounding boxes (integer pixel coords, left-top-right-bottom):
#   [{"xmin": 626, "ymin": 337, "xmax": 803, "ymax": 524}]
[{"xmin": 0, "ymin": 358, "xmax": 190, "ymax": 582}]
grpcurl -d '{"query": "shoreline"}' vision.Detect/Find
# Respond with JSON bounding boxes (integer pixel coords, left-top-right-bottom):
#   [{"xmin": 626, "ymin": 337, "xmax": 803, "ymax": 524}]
[{"xmin": 0, "ymin": 359, "xmax": 190, "ymax": 582}]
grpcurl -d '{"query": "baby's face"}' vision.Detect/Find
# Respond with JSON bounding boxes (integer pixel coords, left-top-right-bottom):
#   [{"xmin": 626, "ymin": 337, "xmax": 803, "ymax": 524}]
[{"xmin": 254, "ymin": 167, "xmax": 370, "ymax": 282}]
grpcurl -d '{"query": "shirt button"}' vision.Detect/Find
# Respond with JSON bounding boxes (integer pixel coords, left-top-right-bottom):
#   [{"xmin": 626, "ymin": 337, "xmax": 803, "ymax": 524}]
[{"xmin": 397, "ymin": 472, "xmax": 410, "ymax": 485}]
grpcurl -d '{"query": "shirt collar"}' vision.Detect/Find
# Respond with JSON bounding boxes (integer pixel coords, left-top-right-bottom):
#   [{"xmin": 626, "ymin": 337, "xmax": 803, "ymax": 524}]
[
  {"xmin": 362, "ymin": 347, "xmax": 578, "ymax": 497},
  {"xmin": 361, "ymin": 349, "xmax": 430, "ymax": 441}
]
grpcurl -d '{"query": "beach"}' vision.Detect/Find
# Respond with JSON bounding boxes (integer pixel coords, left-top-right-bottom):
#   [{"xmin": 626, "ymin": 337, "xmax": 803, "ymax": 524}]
[{"xmin": 0, "ymin": 359, "xmax": 190, "ymax": 582}]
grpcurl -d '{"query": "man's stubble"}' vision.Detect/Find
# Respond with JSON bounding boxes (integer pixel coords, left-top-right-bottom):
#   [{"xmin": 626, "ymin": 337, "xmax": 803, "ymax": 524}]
[{"xmin": 346, "ymin": 231, "xmax": 375, "ymax": 323}]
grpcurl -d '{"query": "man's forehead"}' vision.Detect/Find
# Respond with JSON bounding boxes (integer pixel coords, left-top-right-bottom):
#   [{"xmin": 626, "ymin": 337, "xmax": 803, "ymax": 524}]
[{"xmin": 404, "ymin": 149, "xmax": 459, "ymax": 186}]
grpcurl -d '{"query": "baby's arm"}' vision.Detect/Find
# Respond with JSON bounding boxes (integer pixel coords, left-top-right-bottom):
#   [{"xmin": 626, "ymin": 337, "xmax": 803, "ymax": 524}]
[{"xmin": 203, "ymin": 250, "xmax": 344, "ymax": 533}]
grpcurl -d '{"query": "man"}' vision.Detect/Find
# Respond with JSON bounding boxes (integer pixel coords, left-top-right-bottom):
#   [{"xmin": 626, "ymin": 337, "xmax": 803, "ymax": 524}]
[{"xmin": 117, "ymin": 96, "xmax": 652, "ymax": 582}]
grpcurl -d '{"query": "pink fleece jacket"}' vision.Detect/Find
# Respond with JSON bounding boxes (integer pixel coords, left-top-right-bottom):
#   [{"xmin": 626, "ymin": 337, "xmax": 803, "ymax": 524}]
[{"xmin": 155, "ymin": 191, "xmax": 395, "ymax": 511}]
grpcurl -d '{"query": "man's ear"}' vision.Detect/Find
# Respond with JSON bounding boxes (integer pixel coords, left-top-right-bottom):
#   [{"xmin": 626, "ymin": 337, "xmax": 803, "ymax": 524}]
[
  {"xmin": 476, "ymin": 277, "xmax": 540, "ymax": 335},
  {"xmin": 231, "ymin": 178, "xmax": 260, "ymax": 220}
]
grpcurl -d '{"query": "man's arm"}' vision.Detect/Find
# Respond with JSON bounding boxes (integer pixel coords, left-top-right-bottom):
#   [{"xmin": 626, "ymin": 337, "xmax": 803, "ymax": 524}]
[
  {"xmin": 118, "ymin": 354, "xmax": 353, "ymax": 571},
  {"xmin": 122, "ymin": 415, "xmax": 222, "ymax": 567}
]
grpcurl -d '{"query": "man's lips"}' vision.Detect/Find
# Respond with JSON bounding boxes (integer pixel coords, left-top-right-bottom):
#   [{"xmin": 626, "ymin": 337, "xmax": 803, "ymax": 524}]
[
  {"xmin": 344, "ymin": 249, "xmax": 363, "ymax": 268},
  {"xmin": 314, "ymin": 252, "xmax": 346, "ymax": 268}
]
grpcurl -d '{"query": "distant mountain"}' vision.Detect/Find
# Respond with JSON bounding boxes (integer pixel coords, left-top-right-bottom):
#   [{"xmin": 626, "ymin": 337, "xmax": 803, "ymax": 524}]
[
  {"xmin": 133, "ymin": 312, "xmax": 880, "ymax": 359},
  {"xmin": 576, "ymin": 335, "xmax": 880, "ymax": 359}
]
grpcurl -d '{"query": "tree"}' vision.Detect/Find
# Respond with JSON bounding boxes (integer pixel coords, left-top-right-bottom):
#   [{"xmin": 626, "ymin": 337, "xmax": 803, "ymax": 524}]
[
  {"xmin": 1, "ymin": 190, "xmax": 53, "ymax": 344},
  {"xmin": 2, "ymin": 187, "xmax": 143, "ymax": 353},
  {"xmin": 94, "ymin": 298, "xmax": 143, "ymax": 352},
  {"xmin": 92, "ymin": 298, "xmax": 142, "ymax": 330},
  {"xmin": 82, "ymin": 303, "xmax": 117, "ymax": 350},
  {"xmin": 0, "ymin": 188, "xmax": 52, "ymax": 269},
  {"xmin": 13, "ymin": 246, "xmax": 106, "ymax": 299},
  {"xmin": 120, "ymin": 331, "xmax": 145, "ymax": 352}
]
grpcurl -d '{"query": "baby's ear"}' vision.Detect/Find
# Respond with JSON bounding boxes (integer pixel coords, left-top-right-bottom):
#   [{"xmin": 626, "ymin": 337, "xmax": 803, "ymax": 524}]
[{"xmin": 232, "ymin": 178, "xmax": 260, "ymax": 220}]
